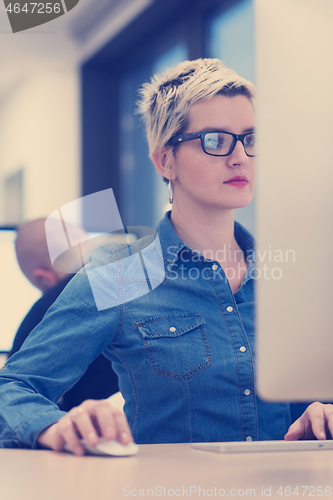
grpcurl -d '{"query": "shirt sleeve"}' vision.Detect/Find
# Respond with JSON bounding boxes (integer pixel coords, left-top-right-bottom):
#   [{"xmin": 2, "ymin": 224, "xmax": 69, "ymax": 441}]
[{"xmin": 0, "ymin": 245, "xmax": 122, "ymax": 449}]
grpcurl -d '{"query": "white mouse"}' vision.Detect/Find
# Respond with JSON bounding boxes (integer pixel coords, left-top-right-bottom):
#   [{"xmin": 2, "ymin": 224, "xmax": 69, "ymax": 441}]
[
  {"xmin": 81, "ymin": 437, "xmax": 139, "ymax": 457},
  {"xmin": 65, "ymin": 437, "xmax": 139, "ymax": 457}
]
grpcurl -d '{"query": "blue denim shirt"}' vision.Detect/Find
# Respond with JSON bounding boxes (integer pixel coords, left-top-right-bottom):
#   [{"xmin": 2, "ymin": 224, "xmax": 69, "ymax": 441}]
[{"xmin": 0, "ymin": 212, "xmax": 307, "ymax": 448}]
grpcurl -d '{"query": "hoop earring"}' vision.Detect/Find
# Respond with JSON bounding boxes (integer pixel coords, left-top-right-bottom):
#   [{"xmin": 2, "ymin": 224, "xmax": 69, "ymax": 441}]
[{"xmin": 168, "ymin": 179, "xmax": 174, "ymax": 204}]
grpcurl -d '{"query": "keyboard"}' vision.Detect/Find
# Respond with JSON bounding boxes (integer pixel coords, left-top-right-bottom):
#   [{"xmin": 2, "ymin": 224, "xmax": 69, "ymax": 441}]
[{"xmin": 192, "ymin": 440, "xmax": 333, "ymax": 454}]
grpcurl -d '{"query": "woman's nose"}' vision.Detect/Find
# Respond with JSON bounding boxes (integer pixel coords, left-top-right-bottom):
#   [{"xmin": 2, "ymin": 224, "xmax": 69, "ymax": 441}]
[{"xmin": 226, "ymin": 139, "xmax": 250, "ymax": 166}]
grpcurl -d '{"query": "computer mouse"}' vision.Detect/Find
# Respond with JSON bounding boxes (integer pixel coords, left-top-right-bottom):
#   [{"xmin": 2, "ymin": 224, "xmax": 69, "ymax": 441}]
[{"xmin": 67, "ymin": 437, "xmax": 139, "ymax": 457}]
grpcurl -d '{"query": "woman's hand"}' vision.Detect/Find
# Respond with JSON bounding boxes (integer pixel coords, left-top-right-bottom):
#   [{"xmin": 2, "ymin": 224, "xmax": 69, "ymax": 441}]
[
  {"xmin": 37, "ymin": 399, "xmax": 133, "ymax": 456},
  {"xmin": 285, "ymin": 402, "xmax": 333, "ymax": 440}
]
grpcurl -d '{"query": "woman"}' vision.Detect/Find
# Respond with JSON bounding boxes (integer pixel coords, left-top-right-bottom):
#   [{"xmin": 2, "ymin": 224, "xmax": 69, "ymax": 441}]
[{"xmin": 0, "ymin": 59, "xmax": 331, "ymax": 454}]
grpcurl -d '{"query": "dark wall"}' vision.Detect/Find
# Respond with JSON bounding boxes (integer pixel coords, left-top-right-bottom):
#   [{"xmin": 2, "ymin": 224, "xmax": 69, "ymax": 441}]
[{"xmin": 81, "ymin": 0, "xmax": 241, "ymax": 224}]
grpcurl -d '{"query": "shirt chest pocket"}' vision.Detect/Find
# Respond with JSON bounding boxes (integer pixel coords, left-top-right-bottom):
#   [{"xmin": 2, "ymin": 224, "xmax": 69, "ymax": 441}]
[{"xmin": 135, "ymin": 314, "xmax": 212, "ymax": 380}]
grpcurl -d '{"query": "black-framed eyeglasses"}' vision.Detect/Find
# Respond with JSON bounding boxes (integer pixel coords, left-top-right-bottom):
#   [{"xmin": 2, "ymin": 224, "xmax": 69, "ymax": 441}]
[{"xmin": 167, "ymin": 131, "xmax": 256, "ymax": 157}]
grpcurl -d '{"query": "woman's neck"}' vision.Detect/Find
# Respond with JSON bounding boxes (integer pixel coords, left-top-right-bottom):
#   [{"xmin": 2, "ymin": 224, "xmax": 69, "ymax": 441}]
[{"xmin": 170, "ymin": 203, "xmax": 241, "ymax": 265}]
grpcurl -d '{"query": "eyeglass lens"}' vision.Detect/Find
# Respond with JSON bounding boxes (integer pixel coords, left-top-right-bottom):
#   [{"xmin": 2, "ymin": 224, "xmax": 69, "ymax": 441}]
[{"xmin": 203, "ymin": 132, "xmax": 255, "ymax": 156}]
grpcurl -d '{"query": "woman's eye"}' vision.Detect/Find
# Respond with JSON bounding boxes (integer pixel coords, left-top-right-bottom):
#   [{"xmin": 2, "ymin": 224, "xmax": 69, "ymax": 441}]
[
  {"xmin": 244, "ymin": 134, "xmax": 255, "ymax": 146},
  {"xmin": 205, "ymin": 133, "xmax": 220, "ymax": 149}
]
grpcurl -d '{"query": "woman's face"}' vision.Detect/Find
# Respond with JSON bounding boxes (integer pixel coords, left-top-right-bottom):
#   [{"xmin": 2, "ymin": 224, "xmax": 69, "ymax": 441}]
[{"xmin": 171, "ymin": 94, "xmax": 255, "ymax": 213}]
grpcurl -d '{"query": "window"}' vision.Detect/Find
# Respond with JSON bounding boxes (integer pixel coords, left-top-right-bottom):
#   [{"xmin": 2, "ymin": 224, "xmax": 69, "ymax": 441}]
[
  {"xmin": 206, "ymin": 0, "xmax": 255, "ymax": 234},
  {"xmin": 119, "ymin": 39, "xmax": 188, "ymax": 228},
  {"xmin": 82, "ymin": 0, "xmax": 255, "ymax": 232}
]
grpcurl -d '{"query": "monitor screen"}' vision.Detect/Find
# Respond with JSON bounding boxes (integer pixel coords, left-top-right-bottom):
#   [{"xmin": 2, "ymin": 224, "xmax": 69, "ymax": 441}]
[{"xmin": 255, "ymin": 0, "xmax": 333, "ymax": 401}]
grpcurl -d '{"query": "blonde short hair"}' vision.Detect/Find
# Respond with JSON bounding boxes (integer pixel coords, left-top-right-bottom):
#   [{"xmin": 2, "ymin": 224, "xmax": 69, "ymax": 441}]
[{"xmin": 137, "ymin": 58, "xmax": 255, "ymax": 182}]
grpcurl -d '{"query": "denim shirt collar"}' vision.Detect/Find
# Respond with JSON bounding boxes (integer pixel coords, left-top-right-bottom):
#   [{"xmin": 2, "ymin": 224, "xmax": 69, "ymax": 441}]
[
  {"xmin": 156, "ymin": 210, "xmax": 256, "ymax": 283},
  {"xmin": 156, "ymin": 211, "xmax": 186, "ymax": 268}
]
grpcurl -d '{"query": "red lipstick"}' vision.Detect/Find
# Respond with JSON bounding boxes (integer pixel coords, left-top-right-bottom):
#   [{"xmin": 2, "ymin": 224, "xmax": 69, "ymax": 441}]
[{"xmin": 224, "ymin": 175, "xmax": 248, "ymax": 187}]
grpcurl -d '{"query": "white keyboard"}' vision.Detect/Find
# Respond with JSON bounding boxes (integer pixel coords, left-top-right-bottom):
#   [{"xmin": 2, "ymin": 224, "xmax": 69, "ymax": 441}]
[{"xmin": 192, "ymin": 440, "xmax": 333, "ymax": 454}]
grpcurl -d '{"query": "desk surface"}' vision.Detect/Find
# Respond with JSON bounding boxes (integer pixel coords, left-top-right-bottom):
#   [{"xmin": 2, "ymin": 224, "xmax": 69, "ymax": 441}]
[{"xmin": 1, "ymin": 444, "xmax": 333, "ymax": 500}]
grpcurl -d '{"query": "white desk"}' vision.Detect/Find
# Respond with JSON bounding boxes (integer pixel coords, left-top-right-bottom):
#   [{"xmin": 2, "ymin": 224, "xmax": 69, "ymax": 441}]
[{"xmin": 1, "ymin": 444, "xmax": 332, "ymax": 500}]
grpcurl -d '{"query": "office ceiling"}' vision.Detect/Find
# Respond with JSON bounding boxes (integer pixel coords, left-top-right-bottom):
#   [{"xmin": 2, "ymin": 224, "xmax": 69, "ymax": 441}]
[{"xmin": 0, "ymin": 0, "xmax": 153, "ymax": 99}]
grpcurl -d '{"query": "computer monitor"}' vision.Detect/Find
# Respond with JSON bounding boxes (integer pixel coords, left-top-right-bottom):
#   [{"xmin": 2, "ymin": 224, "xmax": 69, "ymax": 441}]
[{"xmin": 255, "ymin": 0, "xmax": 333, "ymax": 401}]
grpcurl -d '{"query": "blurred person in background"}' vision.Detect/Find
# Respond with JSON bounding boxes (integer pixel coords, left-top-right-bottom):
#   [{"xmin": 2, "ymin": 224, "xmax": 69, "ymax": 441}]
[{"xmin": 9, "ymin": 218, "xmax": 119, "ymax": 411}]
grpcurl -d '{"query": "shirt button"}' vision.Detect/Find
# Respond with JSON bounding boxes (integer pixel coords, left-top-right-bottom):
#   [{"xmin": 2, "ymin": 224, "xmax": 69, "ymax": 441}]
[
  {"xmin": 169, "ymin": 327, "xmax": 176, "ymax": 332},
  {"xmin": 244, "ymin": 389, "xmax": 251, "ymax": 396},
  {"xmin": 226, "ymin": 306, "xmax": 233, "ymax": 313},
  {"xmin": 239, "ymin": 346, "xmax": 246, "ymax": 352},
  {"xmin": 212, "ymin": 264, "xmax": 218, "ymax": 271},
  {"xmin": 246, "ymin": 436, "xmax": 252, "ymax": 442}
]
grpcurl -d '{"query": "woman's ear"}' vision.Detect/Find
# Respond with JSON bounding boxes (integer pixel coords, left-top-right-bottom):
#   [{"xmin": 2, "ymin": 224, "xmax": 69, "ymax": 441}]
[{"xmin": 152, "ymin": 147, "xmax": 175, "ymax": 181}]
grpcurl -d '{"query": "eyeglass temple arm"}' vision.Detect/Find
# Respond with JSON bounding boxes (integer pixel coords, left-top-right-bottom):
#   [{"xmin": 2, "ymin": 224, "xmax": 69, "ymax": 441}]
[{"xmin": 168, "ymin": 132, "xmax": 201, "ymax": 145}]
